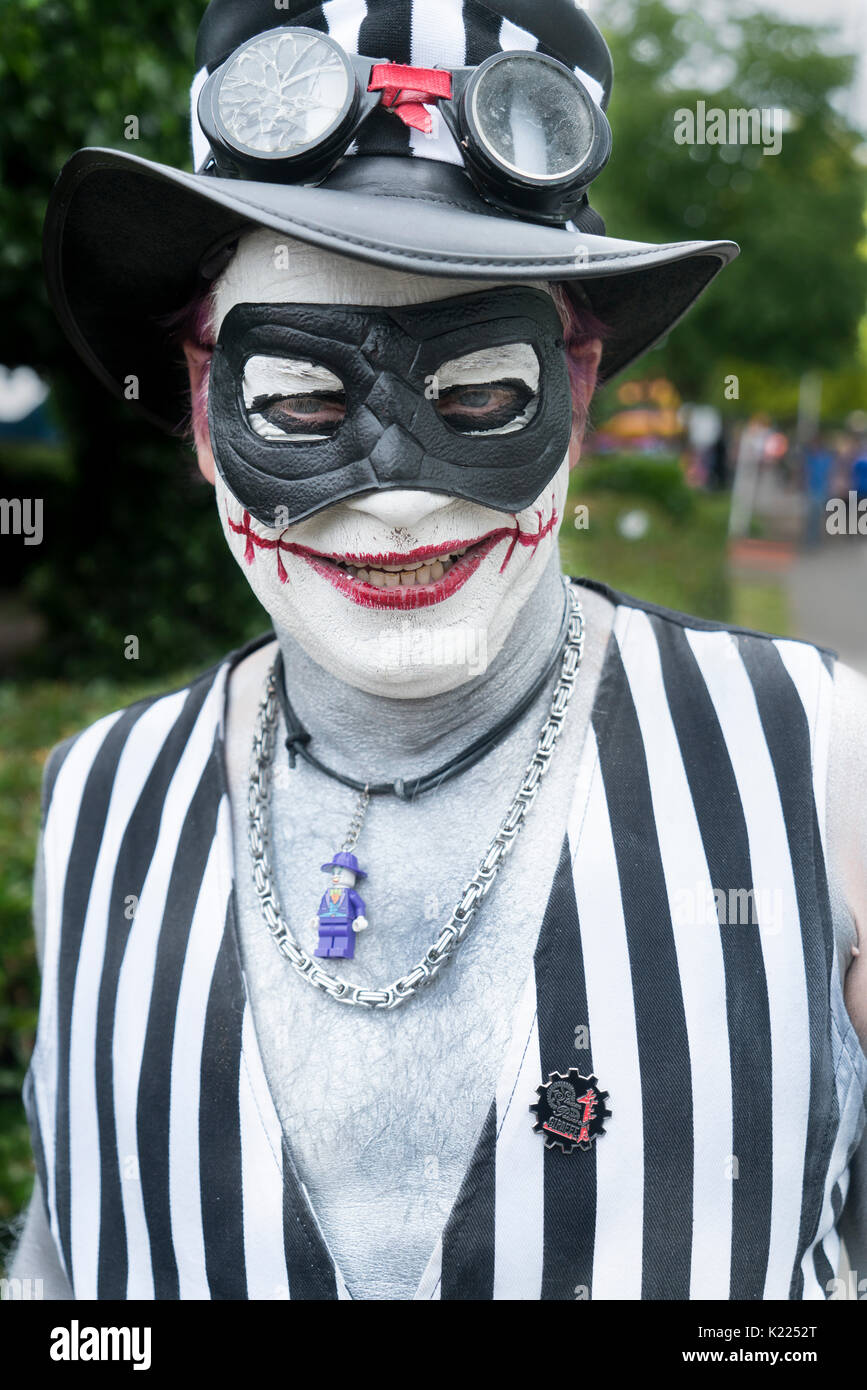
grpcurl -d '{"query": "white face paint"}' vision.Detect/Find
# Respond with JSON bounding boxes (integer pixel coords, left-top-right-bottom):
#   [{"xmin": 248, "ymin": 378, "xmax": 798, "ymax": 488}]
[
  {"xmin": 329, "ymin": 866, "xmax": 356, "ymax": 887},
  {"xmin": 243, "ymin": 356, "xmax": 344, "ymax": 441},
  {"xmin": 210, "ymin": 229, "xmax": 572, "ymax": 698}
]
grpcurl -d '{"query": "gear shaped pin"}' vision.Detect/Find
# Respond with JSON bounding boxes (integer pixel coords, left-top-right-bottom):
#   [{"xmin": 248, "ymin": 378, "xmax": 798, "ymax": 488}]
[{"xmin": 530, "ymin": 1069, "xmax": 611, "ymax": 1154}]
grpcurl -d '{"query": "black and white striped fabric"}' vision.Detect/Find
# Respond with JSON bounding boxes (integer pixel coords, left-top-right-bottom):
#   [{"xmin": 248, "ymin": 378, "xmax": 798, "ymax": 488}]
[
  {"xmin": 190, "ymin": 0, "xmax": 608, "ymax": 173},
  {"xmin": 23, "ymin": 587, "xmax": 867, "ymax": 1299}
]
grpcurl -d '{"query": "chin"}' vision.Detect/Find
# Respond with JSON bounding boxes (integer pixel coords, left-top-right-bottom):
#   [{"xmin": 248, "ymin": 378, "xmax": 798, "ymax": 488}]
[{"xmin": 216, "ymin": 461, "xmax": 569, "ymax": 697}]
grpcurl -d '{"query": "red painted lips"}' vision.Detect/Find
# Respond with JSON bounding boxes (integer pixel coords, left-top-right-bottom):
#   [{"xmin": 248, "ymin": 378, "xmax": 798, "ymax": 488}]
[
  {"xmin": 300, "ymin": 532, "xmax": 505, "ymax": 609},
  {"xmin": 226, "ymin": 496, "xmax": 559, "ymax": 605}
]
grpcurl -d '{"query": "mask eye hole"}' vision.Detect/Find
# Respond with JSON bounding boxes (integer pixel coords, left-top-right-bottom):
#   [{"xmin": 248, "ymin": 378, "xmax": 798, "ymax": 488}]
[
  {"xmin": 242, "ymin": 355, "xmax": 346, "ymax": 440},
  {"xmin": 432, "ymin": 344, "xmax": 540, "ymax": 436},
  {"xmin": 436, "ymin": 381, "xmax": 537, "ymax": 433}
]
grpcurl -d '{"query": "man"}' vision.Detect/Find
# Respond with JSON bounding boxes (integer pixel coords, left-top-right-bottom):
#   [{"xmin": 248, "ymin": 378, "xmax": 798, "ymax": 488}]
[{"xmin": 10, "ymin": 0, "xmax": 867, "ymax": 1300}]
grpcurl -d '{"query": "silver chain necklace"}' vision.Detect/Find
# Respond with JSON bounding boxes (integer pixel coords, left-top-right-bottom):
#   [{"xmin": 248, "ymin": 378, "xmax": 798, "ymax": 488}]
[{"xmin": 248, "ymin": 581, "xmax": 584, "ymax": 1010}]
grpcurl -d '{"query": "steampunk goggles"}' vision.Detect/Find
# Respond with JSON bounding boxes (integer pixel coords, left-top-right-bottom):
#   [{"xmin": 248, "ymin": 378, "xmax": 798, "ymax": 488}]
[{"xmin": 197, "ymin": 26, "xmax": 611, "ymax": 226}]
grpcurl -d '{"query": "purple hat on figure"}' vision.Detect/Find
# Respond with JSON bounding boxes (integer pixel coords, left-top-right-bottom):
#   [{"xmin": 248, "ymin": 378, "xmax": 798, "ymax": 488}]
[{"xmin": 321, "ymin": 851, "xmax": 368, "ymax": 879}]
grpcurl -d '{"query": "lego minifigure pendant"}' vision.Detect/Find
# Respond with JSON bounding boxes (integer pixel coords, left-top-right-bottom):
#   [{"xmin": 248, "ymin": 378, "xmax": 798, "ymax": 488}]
[{"xmin": 310, "ymin": 786, "xmax": 371, "ymax": 960}]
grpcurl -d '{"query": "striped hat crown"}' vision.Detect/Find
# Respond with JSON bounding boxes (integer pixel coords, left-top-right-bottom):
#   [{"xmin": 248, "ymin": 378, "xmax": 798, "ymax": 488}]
[{"xmin": 191, "ymin": 0, "xmax": 611, "ymax": 173}]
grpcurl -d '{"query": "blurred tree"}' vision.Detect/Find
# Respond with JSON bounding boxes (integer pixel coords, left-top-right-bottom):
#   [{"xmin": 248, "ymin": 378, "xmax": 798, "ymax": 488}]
[
  {"xmin": 592, "ymin": 0, "xmax": 867, "ymax": 399},
  {"xmin": 0, "ymin": 0, "xmax": 263, "ymax": 680},
  {"xmin": 0, "ymin": 0, "xmax": 198, "ymax": 373}
]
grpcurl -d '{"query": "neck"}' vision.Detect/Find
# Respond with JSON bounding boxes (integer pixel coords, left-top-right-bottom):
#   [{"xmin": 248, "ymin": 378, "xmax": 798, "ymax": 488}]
[{"xmin": 272, "ymin": 554, "xmax": 568, "ymax": 783}]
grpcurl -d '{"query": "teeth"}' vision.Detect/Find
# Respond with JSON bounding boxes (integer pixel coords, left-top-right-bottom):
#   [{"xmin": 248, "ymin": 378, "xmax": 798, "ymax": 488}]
[{"xmin": 337, "ymin": 544, "xmax": 473, "ymax": 588}]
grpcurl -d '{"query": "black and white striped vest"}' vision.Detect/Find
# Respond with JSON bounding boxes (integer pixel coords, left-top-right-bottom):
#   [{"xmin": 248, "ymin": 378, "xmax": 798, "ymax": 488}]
[{"xmin": 24, "ymin": 584, "xmax": 867, "ymax": 1299}]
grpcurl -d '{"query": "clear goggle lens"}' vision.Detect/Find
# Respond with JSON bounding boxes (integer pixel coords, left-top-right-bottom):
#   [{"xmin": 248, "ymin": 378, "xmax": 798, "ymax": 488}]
[
  {"xmin": 471, "ymin": 55, "xmax": 596, "ymax": 182},
  {"xmin": 218, "ymin": 30, "xmax": 351, "ymax": 155}
]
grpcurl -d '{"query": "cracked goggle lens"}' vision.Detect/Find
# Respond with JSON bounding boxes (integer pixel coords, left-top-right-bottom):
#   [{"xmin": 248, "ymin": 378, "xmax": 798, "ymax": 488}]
[{"xmin": 218, "ymin": 30, "xmax": 351, "ymax": 155}]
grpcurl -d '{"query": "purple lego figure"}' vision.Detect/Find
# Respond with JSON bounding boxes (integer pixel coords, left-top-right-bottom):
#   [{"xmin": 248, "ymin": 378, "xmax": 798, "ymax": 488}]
[{"xmin": 310, "ymin": 851, "xmax": 369, "ymax": 959}]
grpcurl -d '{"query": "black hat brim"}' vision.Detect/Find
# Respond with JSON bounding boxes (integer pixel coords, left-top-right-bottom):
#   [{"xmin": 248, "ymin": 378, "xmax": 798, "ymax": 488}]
[{"xmin": 44, "ymin": 147, "xmax": 739, "ymax": 433}]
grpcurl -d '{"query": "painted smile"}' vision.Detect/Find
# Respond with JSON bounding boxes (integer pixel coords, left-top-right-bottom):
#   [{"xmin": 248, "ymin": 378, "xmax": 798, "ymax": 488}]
[
  {"xmin": 299, "ymin": 532, "xmax": 506, "ymax": 609},
  {"xmin": 226, "ymin": 497, "xmax": 559, "ymax": 608}
]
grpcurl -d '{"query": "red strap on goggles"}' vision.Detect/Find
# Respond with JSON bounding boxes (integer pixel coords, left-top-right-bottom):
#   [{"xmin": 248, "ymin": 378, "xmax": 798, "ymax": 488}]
[{"xmin": 368, "ymin": 63, "xmax": 452, "ymax": 134}]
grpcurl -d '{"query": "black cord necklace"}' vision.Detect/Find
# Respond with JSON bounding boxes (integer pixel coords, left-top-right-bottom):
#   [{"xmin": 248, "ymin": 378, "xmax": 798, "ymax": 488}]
[
  {"xmin": 273, "ymin": 580, "xmax": 573, "ymax": 801},
  {"xmin": 252, "ymin": 582, "xmax": 586, "ymax": 990}
]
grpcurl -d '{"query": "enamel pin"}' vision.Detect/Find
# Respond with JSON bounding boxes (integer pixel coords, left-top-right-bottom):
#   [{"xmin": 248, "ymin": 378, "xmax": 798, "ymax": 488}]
[{"xmin": 530, "ymin": 1070, "xmax": 611, "ymax": 1153}]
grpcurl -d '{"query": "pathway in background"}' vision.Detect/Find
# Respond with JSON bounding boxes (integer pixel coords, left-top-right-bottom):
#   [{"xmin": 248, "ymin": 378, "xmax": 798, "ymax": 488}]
[
  {"xmin": 786, "ymin": 540, "xmax": 867, "ymax": 675},
  {"xmin": 727, "ymin": 465, "xmax": 867, "ymax": 675}
]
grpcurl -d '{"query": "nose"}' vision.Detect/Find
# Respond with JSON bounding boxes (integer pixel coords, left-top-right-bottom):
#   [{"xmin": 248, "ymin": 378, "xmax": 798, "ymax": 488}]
[{"xmin": 344, "ymin": 489, "xmax": 454, "ymax": 530}]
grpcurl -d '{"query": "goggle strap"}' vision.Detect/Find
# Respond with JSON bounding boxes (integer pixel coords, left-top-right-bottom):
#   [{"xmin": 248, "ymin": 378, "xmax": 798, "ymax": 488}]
[{"xmin": 367, "ymin": 63, "xmax": 453, "ymax": 135}]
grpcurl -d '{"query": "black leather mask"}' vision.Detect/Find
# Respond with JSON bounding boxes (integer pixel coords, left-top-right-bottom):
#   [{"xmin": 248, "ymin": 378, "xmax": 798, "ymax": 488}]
[{"xmin": 208, "ymin": 287, "xmax": 572, "ymax": 527}]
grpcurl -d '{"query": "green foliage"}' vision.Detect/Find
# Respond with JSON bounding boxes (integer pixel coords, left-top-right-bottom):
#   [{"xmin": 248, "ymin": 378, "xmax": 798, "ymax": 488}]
[
  {"xmin": 732, "ymin": 580, "xmax": 791, "ymax": 637},
  {"xmin": 561, "ymin": 469, "xmax": 731, "ymax": 620},
  {"xmin": 576, "ymin": 453, "xmax": 696, "ymax": 520},
  {"xmin": 0, "ymin": 0, "xmax": 247, "ymax": 681},
  {"xmin": 0, "ymin": 0, "xmax": 200, "ymax": 373},
  {"xmin": 12, "ymin": 434, "xmax": 269, "ymax": 682},
  {"xmin": 594, "ymin": 0, "xmax": 867, "ymax": 397},
  {"xmin": 711, "ymin": 357, "xmax": 867, "ymax": 424}
]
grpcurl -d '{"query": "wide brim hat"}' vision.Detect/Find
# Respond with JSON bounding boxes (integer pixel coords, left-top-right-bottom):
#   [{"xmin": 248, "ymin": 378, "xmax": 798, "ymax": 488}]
[{"xmin": 43, "ymin": 0, "xmax": 739, "ymax": 434}]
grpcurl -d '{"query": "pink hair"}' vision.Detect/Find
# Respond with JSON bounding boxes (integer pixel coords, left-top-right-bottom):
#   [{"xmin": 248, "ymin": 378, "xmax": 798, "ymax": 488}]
[
  {"xmin": 547, "ymin": 283, "xmax": 606, "ymax": 435},
  {"xmin": 167, "ymin": 280, "xmax": 605, "ymax": 448},
  {"xmin": 162, "ymin": 291, "xmax": 215, "ymax": 457}
]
